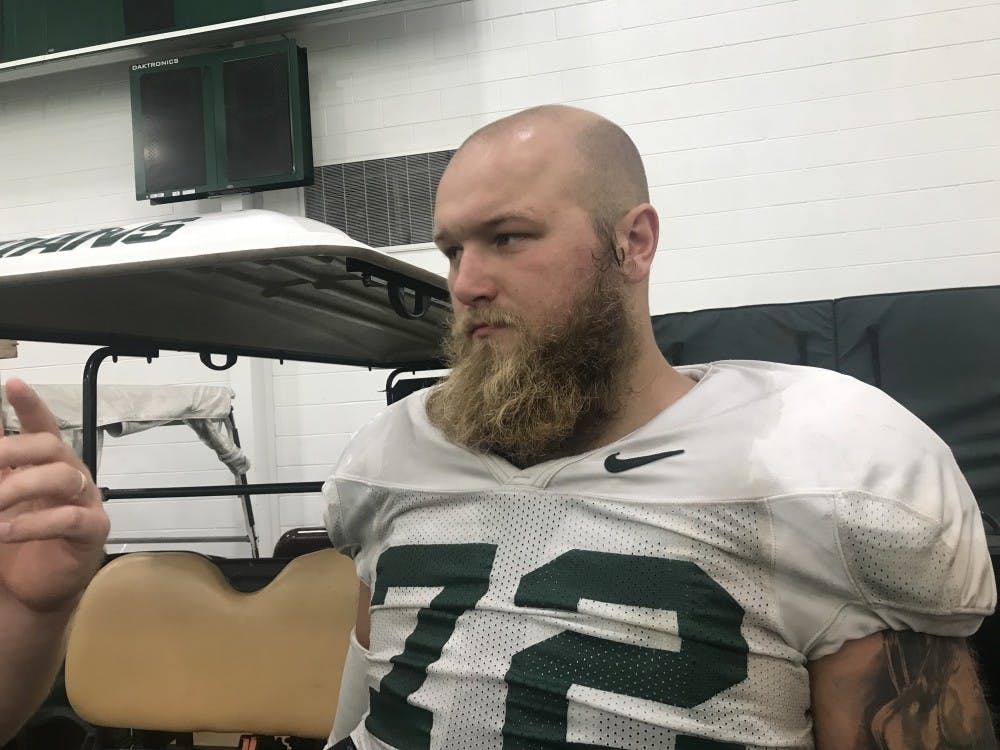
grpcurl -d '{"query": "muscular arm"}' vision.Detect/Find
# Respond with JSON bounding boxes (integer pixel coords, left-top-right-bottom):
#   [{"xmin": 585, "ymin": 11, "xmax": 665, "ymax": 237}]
[
  {"xmin": 810, "ymin": 630, "xmax": 998, "ymax": 750},
  {"xmin": 0, "ymin": 601, "xmax": 76, "ymax": 741},
  {"xmin": 0, "ymin": 380, "xmax": 109, "ymax": 742}
]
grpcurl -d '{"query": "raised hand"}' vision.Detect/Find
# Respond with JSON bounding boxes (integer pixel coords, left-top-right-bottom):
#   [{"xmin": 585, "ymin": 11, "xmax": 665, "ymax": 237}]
[{"xmin": 0, "ymin": 378, "xmax": 109, "ymax": 614}]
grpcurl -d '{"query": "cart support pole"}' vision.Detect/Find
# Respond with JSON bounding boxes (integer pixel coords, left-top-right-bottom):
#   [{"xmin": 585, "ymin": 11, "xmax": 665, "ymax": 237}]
[{"xmin": 82, "ymin": 345, "xmax": 159, "ymax": 480}]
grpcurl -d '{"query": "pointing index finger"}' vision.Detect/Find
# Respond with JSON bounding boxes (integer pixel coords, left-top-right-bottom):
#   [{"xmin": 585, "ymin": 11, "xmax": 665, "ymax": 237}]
[{"xmin": 4, "ymin": 378, "xmax": 62, "ymax": 438}]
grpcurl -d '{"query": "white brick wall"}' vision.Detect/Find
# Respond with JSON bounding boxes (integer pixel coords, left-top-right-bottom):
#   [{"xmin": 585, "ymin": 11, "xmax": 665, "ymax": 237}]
[{"xmin": 2, "ymin": 0, "xmax": 998, "ymax": 548}]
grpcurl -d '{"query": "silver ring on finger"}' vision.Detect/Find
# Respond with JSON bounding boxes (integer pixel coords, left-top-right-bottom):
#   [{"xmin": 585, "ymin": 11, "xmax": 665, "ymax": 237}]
[{"xmin": 72, "ymin": 469, "xmax": 88, "ymax": 500}]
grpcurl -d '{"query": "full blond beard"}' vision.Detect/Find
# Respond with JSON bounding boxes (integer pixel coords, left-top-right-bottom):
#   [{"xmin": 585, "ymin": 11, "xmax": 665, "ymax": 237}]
[{"xmin": 425, "ymin": 267, "xmax": 640, "ymax": 468}]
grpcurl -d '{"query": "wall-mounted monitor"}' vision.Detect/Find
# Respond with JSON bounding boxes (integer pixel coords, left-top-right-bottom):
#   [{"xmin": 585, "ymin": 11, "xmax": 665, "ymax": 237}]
[{"xmin": 129, "ymin": 39, "xmax": 313, "ymax": 204}]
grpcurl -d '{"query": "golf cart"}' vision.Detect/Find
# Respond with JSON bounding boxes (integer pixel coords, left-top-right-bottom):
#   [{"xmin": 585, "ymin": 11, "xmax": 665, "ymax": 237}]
[{"xmin": 0, "ymin": 209, "xmax": 450, "ymax": 750}]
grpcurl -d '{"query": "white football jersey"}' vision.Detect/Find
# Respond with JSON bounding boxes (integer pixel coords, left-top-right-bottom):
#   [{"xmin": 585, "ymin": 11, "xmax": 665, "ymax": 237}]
[{"xmin": 324, "ymin": 361, "xmax": 996, "ymax": 750}]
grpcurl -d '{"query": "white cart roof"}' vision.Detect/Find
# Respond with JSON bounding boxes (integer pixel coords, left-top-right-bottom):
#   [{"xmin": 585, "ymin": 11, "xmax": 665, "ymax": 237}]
[{"xmin": 0, "ymin": 210, "xmax": 450, "ymax": 368}]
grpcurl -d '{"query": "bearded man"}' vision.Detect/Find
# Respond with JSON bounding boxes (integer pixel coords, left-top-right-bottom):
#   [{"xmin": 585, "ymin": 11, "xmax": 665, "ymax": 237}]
[{"xmin": 323, "ymin": 105, "xmax": 997, "ymax": 750}]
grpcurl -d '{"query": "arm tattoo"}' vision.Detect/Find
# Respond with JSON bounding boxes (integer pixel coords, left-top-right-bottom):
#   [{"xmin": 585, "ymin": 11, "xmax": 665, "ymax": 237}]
[{"xmin": 863, "ymin": 631, "xmax": 998, "ymax": 749}]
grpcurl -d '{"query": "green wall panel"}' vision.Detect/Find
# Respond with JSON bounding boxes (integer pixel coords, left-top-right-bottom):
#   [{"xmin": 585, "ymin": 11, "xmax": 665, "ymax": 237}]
[
  {"xmin": 263, "ymin": 0, "xmax": 342, "ymax": 12},
  {"xmin": 0, "ymin": 0, "xmax": 355, "ymax": 63},
  {"xmin": 45, "ymin": 0, "xmax": 121, "ymax": 53},
  {"xmin": 652, "ymin": 286, "xmax": 1000, "ymax": 516},
  {"xmin": 2, "ymin": 0, "xmax": 48, "ymax": 61},
  {"xmin": 173, "ymin": 0, "xmax": 265, "ymax": 30}
]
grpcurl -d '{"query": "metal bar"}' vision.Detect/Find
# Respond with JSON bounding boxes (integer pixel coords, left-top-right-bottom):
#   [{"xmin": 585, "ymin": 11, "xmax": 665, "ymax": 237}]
[
  {"xmin": 82, "ymin": 348, "xmax": 113, "ymax": 478},
  {"xmin": 101, "ymin": 481, "xmax": 323, "ymax": 500},
  {"xmin": 0, "ymin": 323, "xmax": 444, "ymax": 371},
  {"xmin": 82, "ymin": 345, "xmax": 159, "ymax": 477},
  {"xmin": 236, "ymin": 472, "xmax": 260, "ymax": 558},
  {"xmin": 227, "ymin": 407, "xmax": 260, "ymax": 558},
  {"xmin": 107, "ymin": 535, "xmax": 250, "ymax": 545},
  {"xmin": 385, "ymin": 367, "xmax": 443, "ymax": 405},
  {"xmin": 345, "ymin": 257, "xmax": 450, "ymax": 302}
]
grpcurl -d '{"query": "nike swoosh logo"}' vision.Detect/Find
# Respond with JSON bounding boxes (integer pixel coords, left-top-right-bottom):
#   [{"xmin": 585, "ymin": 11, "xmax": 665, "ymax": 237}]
[{"xmin": 604, "ymin": 449, "xmax": 685, "ymax": 473}]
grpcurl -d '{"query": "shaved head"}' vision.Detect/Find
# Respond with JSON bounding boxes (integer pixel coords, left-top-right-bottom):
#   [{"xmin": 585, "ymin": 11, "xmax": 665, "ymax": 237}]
[
  {"xmin": 429, "ymin": 105, "xmax": 670, "ymax": 465},
  {"xmin": 455, "ymin": 105, "xmax": 649, "ymax": 262}
]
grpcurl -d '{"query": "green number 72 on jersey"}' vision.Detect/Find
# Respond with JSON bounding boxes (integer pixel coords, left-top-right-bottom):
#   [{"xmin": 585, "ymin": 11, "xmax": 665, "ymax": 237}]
[{"xmin": 365, "ymin": 544, "xmax": 748, "ymax": 750}]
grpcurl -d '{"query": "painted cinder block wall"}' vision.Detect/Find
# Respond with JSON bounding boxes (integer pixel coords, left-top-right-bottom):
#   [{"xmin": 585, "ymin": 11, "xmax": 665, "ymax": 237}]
[{"xmin": 1, "ymin": 0, "xmax": 998, "ymax": 553}]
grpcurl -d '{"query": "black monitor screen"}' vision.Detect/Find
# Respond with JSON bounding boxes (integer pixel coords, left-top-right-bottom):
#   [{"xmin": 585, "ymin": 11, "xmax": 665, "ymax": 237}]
[
  {"xmin": 140, "ymin": 67, "xmax": 206, "ymax": 193},
  {"xmin": 224, "ymin": 52, "xmax": 292, "ymax": 182}
]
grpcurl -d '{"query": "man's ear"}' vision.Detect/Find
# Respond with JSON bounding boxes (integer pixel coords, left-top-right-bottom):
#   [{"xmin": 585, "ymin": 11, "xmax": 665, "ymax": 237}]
[{"xmin": 616, "ymin": 203, "xmax": 659, "ymax": 281}]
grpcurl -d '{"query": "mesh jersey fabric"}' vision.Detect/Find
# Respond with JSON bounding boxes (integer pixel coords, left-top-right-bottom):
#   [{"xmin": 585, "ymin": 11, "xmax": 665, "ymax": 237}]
[{"xmin": 323, "ymin": 360, "xmax": 996, "ymax": 750}]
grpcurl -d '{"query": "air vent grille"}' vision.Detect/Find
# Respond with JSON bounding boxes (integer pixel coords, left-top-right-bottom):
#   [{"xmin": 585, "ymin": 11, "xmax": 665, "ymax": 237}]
[{"xmin": 305, "ymin": 150, "xmax": 455, "ymax": 248}]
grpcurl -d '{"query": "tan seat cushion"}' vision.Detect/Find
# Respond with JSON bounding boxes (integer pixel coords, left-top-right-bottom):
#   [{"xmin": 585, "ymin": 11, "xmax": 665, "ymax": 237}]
[{"xmin": 66, "ymin": 549, "xmax": 358, "ymax": 738}]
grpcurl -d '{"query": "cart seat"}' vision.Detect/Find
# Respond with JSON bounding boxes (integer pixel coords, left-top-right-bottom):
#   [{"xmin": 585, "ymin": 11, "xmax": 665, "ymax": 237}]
[
  {"xmin": 65, "ymin": 549, "xmax": 358, "ymax": 739},
  {"xmin": 273, "ymin": 526, "xmax": 333, "ymax": 558}
]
